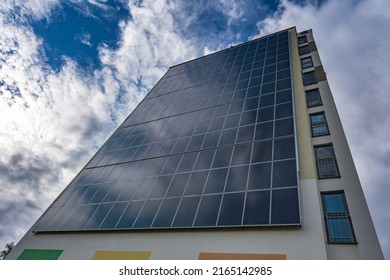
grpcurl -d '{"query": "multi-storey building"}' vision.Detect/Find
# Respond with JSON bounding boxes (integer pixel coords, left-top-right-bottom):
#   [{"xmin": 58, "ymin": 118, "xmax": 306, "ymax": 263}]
[{"xmin": 7, "ymin": 27, "xmax": 383, "ymax": 260}]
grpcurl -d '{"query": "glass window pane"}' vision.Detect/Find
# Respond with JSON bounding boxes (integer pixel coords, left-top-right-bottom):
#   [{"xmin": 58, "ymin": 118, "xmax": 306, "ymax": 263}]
[
  {"xmin": 271, "ymin": 188, "xmax": 300, "ymax": 224},
  {"xmin": 231, "ymin": 143, "xmax": 252, "ymax": 166},
  {"xmin": 133, "ymin": 199, "xmax": 162, "ymax": 228},
  {"xmin": 303, "ymin": 71, "xmax": 317, "ymax": 85},
  {"xmin": 248, "ymin": 163, "xmax": 271, "ymax": 190},
  {"xmin": 315, "ymin": 145, "xmax": 340, "ymax": 178},
  {"xmin": 255, "ymin": 121, "xmax": 273, "ymax": 140},
  {"xmin": 84, "ymin": 203, "xmax": 113, "ymax": 230},
  {"xmin": 212, "ymin": 147, "xmax": 233, "ymax": 168},
  {"xmin": 276, "ymin": 89, "xmax": 292, "ymax": 104},
  {"xmin": 310, "ymin": 113, "xmax": 329, "ymax": 136},
  {"xmin": 298, "ymin": 36, "xmax": 307, "ymax": 44},
  {"xmin": 194, "ymin": 194, "xmax": 222, "ymax": 226},
  {"xmin": 301, "ymin": 57, "xmax": 313, "ymax": 68},
  {"xmin": 306, "ymin": 89, "xmax": 322, "ymax": 107},
  {"xmin": 275, "ymin": 102, "xmax": 293, "ymax": 119},
  {"xmin": 219, "ymin": 128, "xmax": 237, "ymax": 146},
  {"xmin": 204, "ymin": 168, "xmax": 228, "ymax": 194},
  {"xmin": 116, "ymin": 201, "xmax": 144, "ymax": 228},
  {"xmin": 321, "ymin": 192, "xmax": 355, "ymax": 243},
  {"xmin": 194, "ymin": 149, "xmax": 215, "ymax": 170},
  {"xmin": 177, "ymin": 152, "xmax": 198, "ymax": 172},
  {"xmin": 273, "ymin": 137, "xmax": 296, "ymax": 160},
  {"xmin": 161, "ymin": 155, "xmax": 182, "ymax": 174},
  {"xmin": 165, "ymin": 173, "xmax": 190, "ymax": 197},
  {"xmin": 172, "ymin": 196, "xmax": 201, "ymax": 227},
  {"xmin": 149, "ymin": 175, "xmax": 173, "ymax": 199},
  {"xmin": 202, "ymin": 131, "xmax": 220, "ymax": 149},
  {"xmin": 272, "ymin": 160, "xmax": 297, "ymax": 188},
  {"xmin": 251, "ymin": 141, "xmax": 272, "ymax": 163},
  {"xmin": 225, "ymin": 165, "xmax": 249, "ymax": 192},
  {"xmin": 274, "ymin": 117, "xmax": 294, "ymax": 137},
  {"xmin": 100, "ymin": 202, "xmax": 128, "ymax": 229},
  {"xmin": 236, "ymin": 125, "xmax": 255, "ymax": 143},
  {"xmin": 240, "ymin": 110, "xmax": 257, "ymax": 126},
  {"xmin": 322, "ymin": 193, "xmax": 346, "ymax": 213},
  {"xmin": 152, "ymin": 198, "xmax": 180, "ymax": 227},
  {"xmin": 299, "ymin": 45, "xmax": 309, "ymax": 55},
  {"xmin": 184, "ymin": 170, "xmax": 208, "ymax": 195},
  {"xmin": 243, "ymin": 190, "xmax": 270, "ymax": 225},
  {"xmin": 133, "ymin": 178, "xmax": 156, "ymax": 200},
  {"xmin": 217, "ymin": 192, "xmax": 245, "ymax": 226},
  {"xmin": 257, "ymin": 107, "xmax": 274, "ymax": 122}
]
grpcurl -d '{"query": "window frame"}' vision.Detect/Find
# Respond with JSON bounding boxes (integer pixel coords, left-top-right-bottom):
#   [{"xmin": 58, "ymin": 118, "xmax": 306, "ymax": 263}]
[
  {"xmin": 310, "ymin": 112, "xmax": 330, "ymax": 137},
  {"xmin": 298, "ymin": 35, "xmax": 308, "ymax": 45},
  {"xmin": 302, "ymin": 71, "xmax": 317, "ymax": 86},
  {"xmin": 299, "ymin": 45, "xmax": 310, "ymax": 55},
  {"xmin": 314, "ymin": 144, "xmax": 340, "ymax": 179},
  {"xmin": 301, "ymin": 57, "xmax": 314, "ymax": 69},
  {"xmin": 305, "ymin": 88, "xmax": 322, "ymax": 108},
  {"xmin": 321, "ymin": 192, "xmax": 357, "ymax": 244}
]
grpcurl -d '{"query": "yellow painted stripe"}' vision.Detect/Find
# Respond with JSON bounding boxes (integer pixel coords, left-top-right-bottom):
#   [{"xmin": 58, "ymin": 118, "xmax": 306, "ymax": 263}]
[
  {"xmin": 198, "ymin": 252, "xmax": 286, "ymax": 260},
  {"xmin": 92, "ymin": 250, "xmax": 151, "ymax": 260}
]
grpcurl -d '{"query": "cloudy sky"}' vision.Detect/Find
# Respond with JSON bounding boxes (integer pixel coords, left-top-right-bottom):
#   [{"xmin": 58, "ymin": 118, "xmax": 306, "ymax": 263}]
[{"xmin": 0, "ymin": 0, "xmax": 389, "ymax": 259}]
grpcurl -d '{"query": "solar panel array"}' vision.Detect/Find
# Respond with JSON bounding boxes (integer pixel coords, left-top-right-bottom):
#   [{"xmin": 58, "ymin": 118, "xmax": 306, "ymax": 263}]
[{"xmin": 34, "ymin": 30, "xmax": 300, "ymax": 232}]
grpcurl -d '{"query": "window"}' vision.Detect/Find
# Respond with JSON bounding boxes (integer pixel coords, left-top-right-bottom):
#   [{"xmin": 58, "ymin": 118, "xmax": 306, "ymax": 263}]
[
  {"xmin": 298, "ymin": 36, "xmax": 308, "ymax": 45},
  {"xmin": 301, "ymin": 57, "xmax": 313, "ymax": 69},
  {"xmin": 314, "ymin": 144, "xmax": 340, "ymax": 178},
  {"xmin": 302, "ymin": 71, "xmax": 317, "ymax": 85},
  {"xmin": 310, "ymin": 112, "xmax": 329, "ymax": 136},
  {"xmin": 299, "ymin": 45, "xmax": 310, "ymax": 55},
  {"xmin": 305, "ymin": 88, "xmax": 322, "ymax": 107},
  {"xmin": 321, "ymin": 192, "xmax": 356, "ymax": 243}
]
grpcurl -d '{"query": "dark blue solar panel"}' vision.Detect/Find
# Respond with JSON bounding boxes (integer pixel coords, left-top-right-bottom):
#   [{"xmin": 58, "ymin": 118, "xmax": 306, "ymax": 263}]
[{"xmin": 33, "ymin": 30, "xmax": 300, "ymax": 233}]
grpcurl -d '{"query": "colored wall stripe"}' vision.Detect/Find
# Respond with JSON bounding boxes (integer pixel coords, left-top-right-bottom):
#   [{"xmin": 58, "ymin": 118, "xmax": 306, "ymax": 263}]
[
  {"xmin": 198, "ymin": 252, "xmax": 287, "ymax": 260},
  {"xmin": 92, "ymin": 250, "xmax": 151, "ymax": 260},
  {"xmin": 17, "ymin": 249, "xmax": 63, "ymax": 260}
]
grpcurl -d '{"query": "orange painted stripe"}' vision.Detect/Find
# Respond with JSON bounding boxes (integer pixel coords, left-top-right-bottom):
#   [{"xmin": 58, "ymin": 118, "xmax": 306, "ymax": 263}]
[{"xmin": 198, "ymin": 252, "xmax": 286, "ymax": 260}]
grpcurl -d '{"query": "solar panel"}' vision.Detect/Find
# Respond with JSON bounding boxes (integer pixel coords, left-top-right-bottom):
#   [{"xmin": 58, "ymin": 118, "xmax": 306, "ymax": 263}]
[{"xmin": 34, "ymin": 30, "xmax": 300, "ymax": 232}]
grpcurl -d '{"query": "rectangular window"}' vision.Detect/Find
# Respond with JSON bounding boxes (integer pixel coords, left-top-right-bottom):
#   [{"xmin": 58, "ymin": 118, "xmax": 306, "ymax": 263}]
[
  {"xmin": 299, "ymin": 45, "xmax": 310, "ymax": 55},
  {"xmin": 310, "ymin": 112, "xmax": 329, "ymax": 136},
  {"xmin": 302, "ymin": 71, "xmax": 317, "ymax": 85},
  {"xmin": 321, "ymin": 192, "xmax": 356, "ymax": 243},
  {"xmin": 305, "ymin": 88, "xmax": 322, "ymax": 107},
  {"xmin": 314, "ymin": 144, "xmax": 340, "ymax": 178},
  {"xmin": 298, "ymin": 35, "xmax": 308, "ymax": 45},
  {"xmin": 301, "ymin": 57, "xmax": 313, "ymax": 69}
]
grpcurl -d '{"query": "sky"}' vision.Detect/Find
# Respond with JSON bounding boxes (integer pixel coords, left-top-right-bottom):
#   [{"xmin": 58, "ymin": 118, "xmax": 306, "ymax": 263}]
[{"xmin": 0, "ymin": 0, "xmax": 389, "ymax": 259}]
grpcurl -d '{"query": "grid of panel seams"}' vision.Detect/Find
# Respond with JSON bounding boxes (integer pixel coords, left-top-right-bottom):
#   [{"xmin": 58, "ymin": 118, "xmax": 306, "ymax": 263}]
[{"xmin": 33, "ymin": 30, "xmax": 300, "ymax": 232}]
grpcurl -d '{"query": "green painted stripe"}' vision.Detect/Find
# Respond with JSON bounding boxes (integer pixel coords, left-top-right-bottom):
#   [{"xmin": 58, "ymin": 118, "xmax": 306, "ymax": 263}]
[{"xmin": 17, "ymin": 249, "xmax": 64, "ymax": 260}]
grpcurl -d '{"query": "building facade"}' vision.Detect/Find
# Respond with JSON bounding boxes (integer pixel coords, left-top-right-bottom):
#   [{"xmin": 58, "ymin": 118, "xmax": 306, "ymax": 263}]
[{"xmin": 7, "ymin": 27, "xmax": 383, "ymax": 260}]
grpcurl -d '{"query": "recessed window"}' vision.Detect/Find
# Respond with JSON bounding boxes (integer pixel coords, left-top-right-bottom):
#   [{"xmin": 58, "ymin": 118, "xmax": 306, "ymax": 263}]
[
  {"xmin": 302, "ymin": 71, "xmax": 317, "ymax": 85},
  {"xmin": 299, "ymin": 45, "xmax": 310, "ymax": 55},
  {"xmin": 310, "ymin": 112, "xmax": 329, "ymax": 136},
  {"xmin": 321, "ymin": 192, "xmax": 356, "ymax": 243},
  {"xmin": 314, "ymin": 144, "xmax": 340, "ymax": 179},
  {"xmin": 301, "ymin": 57, "xmax": 313, "ymax": 69},
  {"xmin": 298, "ymin": 36, "xmax": 308, "ymax": 45},
  {"xmin": 305, "ymin": 88, "xmax": 322, "ymax": 107}
]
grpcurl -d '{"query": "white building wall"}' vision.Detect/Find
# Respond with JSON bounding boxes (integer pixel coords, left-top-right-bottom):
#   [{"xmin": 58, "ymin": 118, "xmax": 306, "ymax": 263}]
[{"xmin": 6, "ymin": 27, "xmax": 383, "ymax": 260}]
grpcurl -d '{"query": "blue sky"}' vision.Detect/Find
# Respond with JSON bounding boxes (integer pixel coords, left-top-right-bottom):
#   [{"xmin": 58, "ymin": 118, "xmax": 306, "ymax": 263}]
[{"xmin": 0, "ymin": 0, "xmax": 389, "ymax": 259}]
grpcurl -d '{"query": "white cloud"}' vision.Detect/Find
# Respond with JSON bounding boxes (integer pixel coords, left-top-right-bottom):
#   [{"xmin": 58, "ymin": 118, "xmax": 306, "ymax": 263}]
[
  {"xmin": 0, "ymin": 0, "xmax": 199, "ymax": 249},
  {"xmin": 256, "ymin": 0, "xmax": 390, "ymax": 258},
  {"xmin": 98, "ymin": 0, "xmax": 198, "ymax": 117},
  {"xmin": 0, "ymin": 0, "xmax": 60, "ymax": 21},
  {"xmin": 0, "ymin": 12, "xmax": 116, "ymax": 243}
]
